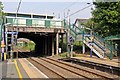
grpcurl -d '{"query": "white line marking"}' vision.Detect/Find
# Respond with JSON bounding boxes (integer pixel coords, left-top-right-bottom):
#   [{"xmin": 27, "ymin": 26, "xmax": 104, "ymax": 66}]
[
  {"xmin": 24, "ymin": 58, "xmax": 48, "ymax": 78},
  {"xmin": 7, "ymin": 62, "xmax": 14, "ymax": 64}
]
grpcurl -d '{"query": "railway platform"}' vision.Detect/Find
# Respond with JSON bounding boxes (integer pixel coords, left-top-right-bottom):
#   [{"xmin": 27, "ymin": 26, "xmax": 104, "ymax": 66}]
[
  {"xmin": 0, "ymin": 58, "xmax": 48, "ymax": 79},
  {"xmin": 73, "ymin": 56, "xmax": 119, "ymax": 68},
  {"xmin": 59, "ymin": 55, "xmax": 120, "ymax": 77}
]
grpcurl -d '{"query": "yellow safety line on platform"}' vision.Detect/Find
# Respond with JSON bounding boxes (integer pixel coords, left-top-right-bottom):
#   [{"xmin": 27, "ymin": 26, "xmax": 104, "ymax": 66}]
[
  {"xmin": 0, "ymin": 53, "xmax": 1, "ymax": 60},
  {"xmin": 4, "ymin": 53, "xmax": 6, "ymax": 60},
  {"xmin": 14, "ymin": 59, "xmax": 22, "ymax": 80}
]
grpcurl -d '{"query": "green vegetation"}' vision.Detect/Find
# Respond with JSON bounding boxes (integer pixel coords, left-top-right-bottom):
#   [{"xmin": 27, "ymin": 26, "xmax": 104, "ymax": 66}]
[
  {"xmin": 0, "ymin": 1, "xmax": 3, "ymax": 20},
  {"xmin": 83, "ymin": 1, "xmax": 120, "ymax": 56},
  {"xmin": 58, "ymin": 52, "xmax": 90, "ymax": 58},
  {"xmin": 86, "ymin": 1, "xmax": 120, "ymax": 38},
  {"xmin": 17, "ymin": 41, "xmax": 35, "ymax": 51},
  {"xmin": 59, "ymin": 52, "xmax": 68, "ymax": 58},
  {"xmin": 27, "ymin": 42, "xmax": 35, "ymax": 51},
  {"xmin": 73, "ymin": 41, "xmax": 82, "ymax": 53},
  {"xmin": 0, "ymin": 1, "xmax": 3, "ymax": 41}
]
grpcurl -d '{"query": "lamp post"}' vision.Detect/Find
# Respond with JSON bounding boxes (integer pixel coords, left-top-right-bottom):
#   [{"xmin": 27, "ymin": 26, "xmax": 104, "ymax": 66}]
[
  {"xmin": 5, "ymin": 23, "xmax": 11, "ymax": 60},
  {"xmin": 1, "ymin": 28, "xmax": 4, "ymax": 61},
  {"xmin": 82, "ymin": 25, "xmax": 85, "ymax": 54},
  {"xmin": 67, "ymin": 9, "xmax": 71, "ymax": 57},
  {"xmin": 90, "ymin": 28, "xmax": 94, "ymax": 58},
  {"xmin": 0, "ymin": 23, "xmax": 11, "ymax": 61}
]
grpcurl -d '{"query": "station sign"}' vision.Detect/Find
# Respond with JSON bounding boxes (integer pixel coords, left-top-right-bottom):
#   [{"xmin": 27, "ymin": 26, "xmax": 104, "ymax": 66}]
[
  {"xmin": 69, "ymin": 36, "xmax": 74, "ymax": 43},
  {"xmin": 88, "ymin": 42, "xmax": 94, "ymax": 46},
  {"xmin": 84, "ymin": 34, "xmax": 91, "ymax": 37},
  {"xmin": 5, "ymin": 32, "xmax": 18, "ymax": 35}
]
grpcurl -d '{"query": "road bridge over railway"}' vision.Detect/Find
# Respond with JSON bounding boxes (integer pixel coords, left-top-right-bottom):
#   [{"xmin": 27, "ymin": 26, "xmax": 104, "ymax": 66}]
[{"xmin": 1, "ymin": 12, "xmax": 66, "ymax": 59}]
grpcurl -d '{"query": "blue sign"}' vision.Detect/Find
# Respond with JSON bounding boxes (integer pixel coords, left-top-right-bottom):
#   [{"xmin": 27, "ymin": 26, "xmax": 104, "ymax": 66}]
[
  {"xmin": 5, "ymin": 32, "xmax": 18, "ymax": 35},
  {"xmin": 84, "ymin": 34, "xmax": 91, "ymax": 37},
  {"xmin": 88, "ymin": 42, "xmax": 94, "ymax": 46},
  {"xmin": 69, "ymin": 36, "xmax": 74, "ymax": 43}
]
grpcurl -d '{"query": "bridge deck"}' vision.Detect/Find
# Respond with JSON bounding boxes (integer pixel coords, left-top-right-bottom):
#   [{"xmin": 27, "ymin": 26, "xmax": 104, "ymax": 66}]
[{"xmin": 7, "ymin": 26, "xmax": 65, "ymax": 33}]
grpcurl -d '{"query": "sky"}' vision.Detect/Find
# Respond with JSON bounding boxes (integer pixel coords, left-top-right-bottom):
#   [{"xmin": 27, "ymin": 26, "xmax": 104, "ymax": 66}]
[{"xmin": 1, "ymin": 0, "xmax": 94, "ymax": 23}]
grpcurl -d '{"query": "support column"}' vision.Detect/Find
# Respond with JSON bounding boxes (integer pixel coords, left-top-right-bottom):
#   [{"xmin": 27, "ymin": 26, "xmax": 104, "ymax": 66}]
[
  {"xmin": 67, "ymin": 29, "xmax": 70, "ymax": 57},
  {"xmin": 82, "ymin": 43, "xmax": 85, "ymax": 54},
  {"xmin": 16, "ymin": 51, "xmax": 18, "ymax": 59},
  {"xmin": 45, "ymin": 37, "xmax": 47, "ymax": 55},
  {"xmin": 61, "ymin": 34, "xmax": 64, "ymax": 53},
  {"xmin": 110, "ymin": 41, "xmax": 113, "ymax": 60},
  {"xmin": 47, "ymin": 36, "xmax": 50, "ymax": 55},
  {"xmin": 52, "ymin": 34, "xmax": 54, "ymax": 56},
  {"xmin": 66, "ymin": 32, "xmax": 68, "ymax": 52},
  {"xmin": 42, "ymin": 37, "xmax": 45, "ymax": 54},
  {"xmin": 5, "ymin": 25, "xmax": 8, "ymax": 60},
  {"xmin": 1, "ymin": 28, "xmax": 5, "ymax": 61},
  {"xmin": 70, "ymin": 45, "xmax": 73, "ymax": 57},
  {"xmin": 56, "ymin": 33, "xmax": 59, "ymax": 56},
  {"xmin": 10, "ymin": 33, "xmax": 14, "ymax": 60}
]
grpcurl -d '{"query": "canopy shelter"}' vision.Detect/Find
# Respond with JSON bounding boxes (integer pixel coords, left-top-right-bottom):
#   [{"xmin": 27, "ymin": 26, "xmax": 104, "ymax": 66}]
[
  {"xmin": 104, "ymin": 35, "xmax": 120, "ymax": 57},
  {"xmin": 104, "ymin": 35, "xmax": 120, "ymax": 41}
]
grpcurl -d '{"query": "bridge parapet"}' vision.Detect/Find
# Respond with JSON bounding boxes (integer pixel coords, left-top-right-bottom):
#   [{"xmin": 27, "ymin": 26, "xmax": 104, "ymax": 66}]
[{"xmin": 6, "ymin": 17, "xmax": 64, "ymax": 28}]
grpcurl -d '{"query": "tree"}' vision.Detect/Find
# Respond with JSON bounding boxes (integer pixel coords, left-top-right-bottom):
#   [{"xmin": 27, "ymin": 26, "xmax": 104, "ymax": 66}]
[
  {"xmin": 0, "ymin": 1, "xmax": 4, "ymax": 41},
  {"xmin": 90, "ymin": 1, "xmax": 120, "ymax": 37},
  {"xmin": 0, "ymin": 1, "xmax": 3, "ymax": 22}
]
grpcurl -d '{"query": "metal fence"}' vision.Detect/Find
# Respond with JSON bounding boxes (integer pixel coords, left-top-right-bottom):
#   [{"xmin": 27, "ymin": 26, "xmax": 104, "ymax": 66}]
[{"xmin": 6, "ymin": 17, "xmax": 64, "ymax": 28}]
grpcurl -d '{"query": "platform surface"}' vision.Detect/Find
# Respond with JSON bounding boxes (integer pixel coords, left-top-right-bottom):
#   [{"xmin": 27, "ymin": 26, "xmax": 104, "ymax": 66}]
[
  {"xmin": 73, "ymin": 56, "xmax": 119, "ymax": 67},
  {"xmin": 0, "ymin": 58, "xmax": 48, "ymax": 79},
  {"xmin": 18, "ymin": 58, "xmax": 48, "ymax": 78}
]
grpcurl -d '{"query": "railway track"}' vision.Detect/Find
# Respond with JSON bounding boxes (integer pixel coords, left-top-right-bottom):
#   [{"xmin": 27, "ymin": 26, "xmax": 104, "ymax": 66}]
[
  {"xmin": 60, "ymin": 58, "xmax": 120, "ymax": 76},
  {"xmin": 29, "ymin": 57, "xmax": 117, "ymax": 80},
  {"xmin": 27, "ymin": 58, "xmax": 66, "ymax": 79},
  {"xmin": 18, "ymin": 52, "xmax": 118, "ymax": 79},
  {"xmin": 41, "ymin": 57, "xmax": 118, "ymax": 80},
  {"xmin": 46, "ymin": 57, "xmax": 119, "ymax": 79},
  {"xmin": 19, "ymin": 51, "xmax": 66, "ymax": 79},
  {"xmin": 28, "ymin": 58, "xmax": 91, "ymax": 79}
]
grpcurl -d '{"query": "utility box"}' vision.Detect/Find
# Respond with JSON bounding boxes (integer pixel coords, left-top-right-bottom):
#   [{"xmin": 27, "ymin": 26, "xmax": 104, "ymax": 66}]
[{"xmin": 58, "ymin": 48, "xmax": 61, "ymax": 53}]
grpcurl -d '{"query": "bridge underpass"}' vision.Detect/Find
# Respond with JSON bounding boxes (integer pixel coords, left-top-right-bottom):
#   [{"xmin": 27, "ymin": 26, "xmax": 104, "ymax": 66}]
[{"xmin": 7, "ymin": 27, "xmax": 65, "ymax": 58}]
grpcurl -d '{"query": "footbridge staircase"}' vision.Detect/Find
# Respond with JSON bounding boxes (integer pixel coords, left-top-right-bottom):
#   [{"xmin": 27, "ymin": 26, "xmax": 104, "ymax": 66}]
[{"xmin": 64, "ymin": 20, "xmax": 117, "ymax": 59}]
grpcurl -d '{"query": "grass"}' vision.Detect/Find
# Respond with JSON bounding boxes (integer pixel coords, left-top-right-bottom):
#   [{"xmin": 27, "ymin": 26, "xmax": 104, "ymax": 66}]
[
  {"xmin": 58, "ymin": 52, "xmax": 88, "ymax": 58},
  {"xmin": 58, "ymin": 52, "xmax": 68, "ymax": 58}
]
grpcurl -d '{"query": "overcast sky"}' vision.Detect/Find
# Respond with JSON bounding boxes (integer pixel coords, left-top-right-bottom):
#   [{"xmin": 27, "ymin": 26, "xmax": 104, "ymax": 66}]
[{"xmin": 1, "ymin": 0, "xmax": 94, "ymax": 23}]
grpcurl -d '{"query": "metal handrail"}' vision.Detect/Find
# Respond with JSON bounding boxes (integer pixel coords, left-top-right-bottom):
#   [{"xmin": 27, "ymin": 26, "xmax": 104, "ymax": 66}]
[
  {"xmin": 93, "ymin": 32, "xmax": 116, "ymax": 56},
  {"xmin": 63, "ymin": 20, "xmax": 117, "ymax": 57}
]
